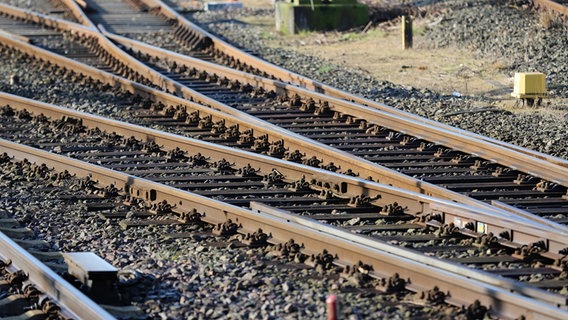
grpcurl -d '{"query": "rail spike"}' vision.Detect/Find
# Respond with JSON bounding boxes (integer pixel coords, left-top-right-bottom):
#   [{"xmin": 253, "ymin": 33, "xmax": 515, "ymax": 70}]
[
  {"xmin": 342, "ymin": 261, "xmax": 374, "ymax": 288},
  {"xmin": 262, "ymin": 168, "xmax": 285, "ymax": 186},
  {"xmin": 513, "ymin": 240, "xmax": 547, "ymax": 261},
  {"xmin": 150, "ymin": 199, "xmax": 173, "ymax": 214},
  {"xmin": 302, "ymin": 155, "xmax": 321, "ymax": 168},
  {"xmin": 417, "ymin": 286, "xmax": 448, "ymax": 305},
  {"xmin": 272, "ymin": 239, "xmax": 304, "ymax": 258},
  {"xmin": 379, "ymin": 202, "xmax": 405, "ymax": 216},
  {"xmin": 473, "ymin": 232, "xmax": 498, "ymax": 248},
  {"xmin": 267, "ymin": 139, "xmax": 287, "ymax": 158},
  {"xmin": 284, "ymin": 149, "xmax": 304, "ymax": 163},
  {"xmin": 179, "ymin": 208, "xmax": 203, "ymax": 224},
  {"xmin": 241, "ymin": 229, "xmax": 270, "ymax": 247},
  {"xmin": 464, "ymin": 300, "xmax": 489, "ymax": 320},
  {"xmin": 236, "ymin": 164, "xmax": 258, "ymax": 177},
  {"xmin": 376, "ymin": 273, "xmax": 407, "ymax": 294},
  {"xmin": 288, "ymin": 176, "xmax": 311, "ymax": 192},
  {"xmin": 348, "ymin": 195, "xmax": 380, "ymax": 208},
  {"xmin": 212, "ymin": 158, "xmax": 235, "ymax": 174},
  {"xmin": 306, "ymin": 249, "xmax": 338, "ymax": 273},
  {"xmin": 435, "ymin": 222, "xmax": 461, "ymax": 238},
  {"xmin": 212, "ymin": 219, "xmax": 241, "ymax": 237}
]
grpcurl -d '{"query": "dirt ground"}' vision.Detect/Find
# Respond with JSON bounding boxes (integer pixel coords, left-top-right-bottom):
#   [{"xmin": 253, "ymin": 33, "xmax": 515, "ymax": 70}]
[
  {"xmin": 188, "ymin": 0, "xmax": 566, "ymax": 115},
  {"xmin": 239, "ymin": 1, "xmax": 514, "ymax": 100}
]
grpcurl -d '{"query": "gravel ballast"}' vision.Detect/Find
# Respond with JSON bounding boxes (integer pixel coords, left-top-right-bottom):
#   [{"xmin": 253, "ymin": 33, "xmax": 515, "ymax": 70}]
[
  {"xmin": 0, "ymin": 0, "xmax": 567, "ymax": 318},
  {"xmin": 0, "ymin": 157, "xmax": 472, "ymax": 319},
  {"xmin": 179, "ymin": 0, "xmax": 567, "ymax": 159}
]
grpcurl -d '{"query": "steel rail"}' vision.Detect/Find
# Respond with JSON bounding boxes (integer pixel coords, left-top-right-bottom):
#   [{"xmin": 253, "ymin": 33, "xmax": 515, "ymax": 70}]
[
  {"xmin": 7, "ymin": 92, "xmax": 568, "ymax": 301},
  {"xmin": 5, "ymin": 93, "xmax": 568, "ymax": 308},
  {"xmin": 2, "ymin": 20, "xmax": 568, "ymax": 239},
  {"xmin": 250, "ymin": 202, "xmax": 568, "ymax": 311},
  {"xmin": 4, "ymin": 5, "xmax": 565, "ymax": 230},
  {"xmin": 0, "ymin": 231, "xmax": 115, "ymax": 319},
  {"xmin": 2, "ymin": 5, "xmax": 568, "ymax": 243},
  {"xmin": 0, "ymin": 29, "xmax": 529, "ymax": 219},
  {"xmin": 2, "ymin": 4, "xmax": 567, "ymax": 199},
  {"xmin": 57, "ymin": 0, "xmax": 97, "ymax": 29},
  {"xmin": 47, "ymin": 0, "xmax": 568, "ymax": 171},
  {"xmin": 135, "ymin": 0, "xmax": 568, "ymax": 170},
  {"xmin": 102, "ymin": 30, "xmax": 568, "ymax": 189},
  {"xmin": 5, "ymin": 92, "xmax": 568, "ymax": 240},
  {"xmin": 2, "ymin": 139, "xmax": 568, "ymax": 319},
  {"xmin": 5, "ymin": 91, "xmax": 567, "ymax": 248},
  {"xmin": 0, "ymin": 2, "xmax": 90, "ymax": 32}
]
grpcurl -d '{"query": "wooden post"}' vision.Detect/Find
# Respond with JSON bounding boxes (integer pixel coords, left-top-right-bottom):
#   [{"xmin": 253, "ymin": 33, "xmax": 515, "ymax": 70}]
[{"xmin": 402, "ymin": 15, "xmax": 412, "ymax": 49}]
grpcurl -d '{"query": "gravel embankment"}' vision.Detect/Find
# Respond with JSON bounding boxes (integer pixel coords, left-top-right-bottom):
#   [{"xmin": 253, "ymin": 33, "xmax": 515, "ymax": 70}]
[
  {"xmin": 426, "ymin": 0, "xmax": 568, "ymax": 97},
  {"xmin": 181, "ymin": 0, "xmax": 567, "ymax": 159}
]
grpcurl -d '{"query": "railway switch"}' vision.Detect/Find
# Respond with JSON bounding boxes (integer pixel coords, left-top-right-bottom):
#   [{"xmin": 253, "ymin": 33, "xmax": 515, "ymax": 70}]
[{"xmin": 511, "ymin": 72, "xmax": 547, "ymax": 107}]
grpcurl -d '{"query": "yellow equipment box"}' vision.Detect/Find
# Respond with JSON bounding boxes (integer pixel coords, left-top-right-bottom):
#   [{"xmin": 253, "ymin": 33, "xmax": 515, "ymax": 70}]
[{"xmin": 511, "ymin": 72, "xmax": 547, "ymax": 99}]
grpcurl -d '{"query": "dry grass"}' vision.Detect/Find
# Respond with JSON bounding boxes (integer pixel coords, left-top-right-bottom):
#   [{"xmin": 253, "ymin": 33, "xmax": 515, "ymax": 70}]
[{"xmin": 491, "ymin": 59, "xmax": 509, "ymax": 71}]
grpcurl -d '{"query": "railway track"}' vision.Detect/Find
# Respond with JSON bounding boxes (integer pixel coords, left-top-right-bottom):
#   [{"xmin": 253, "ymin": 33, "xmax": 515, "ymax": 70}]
[
  {"xmin": 1, "ymin": 1, "xmax": 568, "ymax": 317},
  {"xmin": 0, "ymin": 225, "xmax": 114, "ymax": 319},
  {"xmin": 2, "ymin": 133, "xmax": 568, "ymax": 319},
  {"xmin": 1, "ymin": 153, "xmax": 480, "ymax": 319},
  {"xmin": 2, "ymin": 93, "xmax": 568, "ymax": 315},
  {"xmin": 67, "ymin": 0, "xmax": 568, "ymax": 168},
  {"xmin": 1, "ymin": 4, "xmax": 567, "ymax": 229}
]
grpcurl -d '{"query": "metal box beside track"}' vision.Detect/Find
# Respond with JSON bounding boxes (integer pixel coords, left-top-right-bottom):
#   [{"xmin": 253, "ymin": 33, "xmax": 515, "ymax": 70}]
[
  {"xmin": 511, "ymin": 72, "xmax": 547, "ymax": 99},
  {"xmin": 275, "ymin": 0, "xmax": 369, "ymax": 35}
]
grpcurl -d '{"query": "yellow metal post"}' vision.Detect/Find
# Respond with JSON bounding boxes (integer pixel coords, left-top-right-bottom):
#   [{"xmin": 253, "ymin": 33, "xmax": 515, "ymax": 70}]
[{"xmin": 402, "ymin": 15, "xmax": 412, "ymax": 49}]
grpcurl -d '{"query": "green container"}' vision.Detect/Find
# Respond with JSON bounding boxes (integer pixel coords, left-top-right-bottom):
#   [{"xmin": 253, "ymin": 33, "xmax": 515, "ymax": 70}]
[{"xmin": 276, "ymin": 0, "xmax": 369, "ymax": 34}]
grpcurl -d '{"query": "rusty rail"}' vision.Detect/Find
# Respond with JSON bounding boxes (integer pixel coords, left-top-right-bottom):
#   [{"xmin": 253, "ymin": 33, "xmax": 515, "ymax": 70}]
[
  {"xmin": 2, "ymin": 5, "xmax": 568, "ymax": 235},
  {"xmin": 5, "ymin": 91, "xmax": 567, "ymax": 247},
  {"xmin": 100, "ymin": 28, "xmax": 568, "ymax": 189},
  {"xmin": 2, "ymin": 139, "xmax": 568, "ymax": 319},
  {"xmin": 0, "ymin": 28, "xmax": 521, "ymax": 216},
  {"xmin": 4, "ymin": 92, "xmax": 568, "ymax": 308},
  {"xmin": 134, "ymin": 0, "xmax": 568, "ymax": 170},
  {"xmin": 2, "ymin": 3, "xmax": 567, "ymax": 204}
]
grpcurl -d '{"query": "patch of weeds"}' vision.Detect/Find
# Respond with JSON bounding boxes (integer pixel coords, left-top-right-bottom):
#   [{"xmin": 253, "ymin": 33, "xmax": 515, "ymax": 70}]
[
  {"xmin": 341, "ymin": 32, "xmax": 362, "ymax": 41},
  {"xmin": 367, "ymin": 28, "xmax": 386, "ymax": 38},
  {"xmin": 296, "ymin": 29, "xmax": 314, "ymax": 36},
  {"xmin": 413, "ymin": 25, "xmax": 426, "ymax": 35},
  {"xmin": 318, "ymin": 64, "xmax": 335, "ymax": 73},
  {"xmin": 261, "ymin": 31, "xmax": 275, "ymax": 40}
]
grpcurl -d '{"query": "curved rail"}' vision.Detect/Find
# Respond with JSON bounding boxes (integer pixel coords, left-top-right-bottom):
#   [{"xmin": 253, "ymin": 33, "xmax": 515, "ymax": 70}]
[
  {"xmin": 5, "ymin": 92, "xmax": 568, "ymax": 309},
  {"xmin": 0, "ymin": 27, "xmax": 521, "ymax": 217},
  {"xmin": 2, "ymin": 139, "xmax": 568, "ymax": 319},
  {"xmin": 2, "ymin": 3, "xmax": 567, "ymax": 203},
  {"xmin": 1, "ymin": 6, "xmax": 568, "ymax": 234},
  {"xmin": 33, "ymin": 0, "xmax": 568, "ymax": 189},
  {"xmin": 5, "ymin": 91, "xmax": 566, "ymax": 245},
  {"xmin": 103, "ymin": 30, "xmax": 568, "ymax": 188},
  {"xmin": 136, "ymin": 0, "xmax": 568, "ymax": 169},
  {"xmin": 0, "ymin": 232, "xmax": 115, "ymax": 319},
  {"xmin": 2, "ymin": 4, "xmax": 568, "ymax": 239}
]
